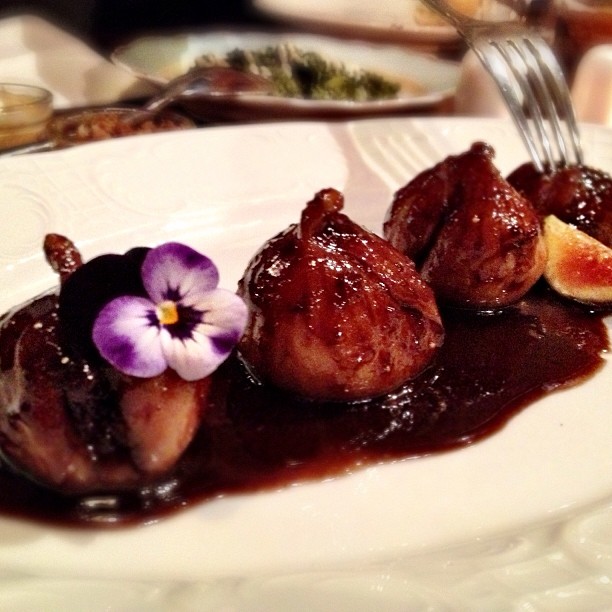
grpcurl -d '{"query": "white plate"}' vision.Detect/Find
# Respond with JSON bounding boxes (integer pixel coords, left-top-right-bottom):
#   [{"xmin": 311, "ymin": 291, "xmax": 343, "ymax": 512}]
[
  {"xmin": 111, "ymin": 31, "xmax": 459, "ymax": 120},
  {"xmin": 252, "ymin": 0, "xmax": 518, "ymax": 48},
  {"xmin": 2, "ymin": 118, "xmax": 612, "ymax": 609}
]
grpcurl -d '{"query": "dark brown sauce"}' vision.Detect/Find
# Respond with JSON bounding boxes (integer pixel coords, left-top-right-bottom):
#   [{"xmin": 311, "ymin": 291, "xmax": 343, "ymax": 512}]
[{"xmin": 0, "ymin": 285, "xmax": 608, "ymax": 527}]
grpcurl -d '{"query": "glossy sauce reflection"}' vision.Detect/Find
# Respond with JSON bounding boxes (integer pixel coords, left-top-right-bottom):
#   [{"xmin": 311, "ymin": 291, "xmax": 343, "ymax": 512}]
[{"xmin": 0, "ymin": 285, "xmax": 608, "ymax": 527}]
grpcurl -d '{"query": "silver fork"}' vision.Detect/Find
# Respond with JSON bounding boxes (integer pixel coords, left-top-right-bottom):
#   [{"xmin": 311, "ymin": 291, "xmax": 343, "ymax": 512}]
[{"xmin": 421, "ymin": 0, "xmax": 583, "ymax": 172}]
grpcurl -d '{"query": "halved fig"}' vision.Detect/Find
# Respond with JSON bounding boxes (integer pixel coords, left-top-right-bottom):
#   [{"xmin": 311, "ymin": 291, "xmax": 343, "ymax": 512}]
[{"xmin": 543, "ymin": 214, "xmax": 612, "ymax": 306}]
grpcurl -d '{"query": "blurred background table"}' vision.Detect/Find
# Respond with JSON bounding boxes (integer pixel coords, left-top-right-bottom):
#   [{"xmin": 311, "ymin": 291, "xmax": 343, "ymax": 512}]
[
  {"xmin": 0, "ymin": 0, "xmax": 610, "ymax": 128},
  {"xmin": 0, "ymin": 0, "xmax": 277, "ymax": 52}
]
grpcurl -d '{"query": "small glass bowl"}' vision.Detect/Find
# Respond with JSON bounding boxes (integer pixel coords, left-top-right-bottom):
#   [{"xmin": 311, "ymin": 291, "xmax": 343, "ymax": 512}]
[
  {"xmin": 47, "ymin": 107, "xmax": 195, "ymax": 148},
  {"xmin": 0, "ymin": 83, "xmax": 53, "ymax": 150}
]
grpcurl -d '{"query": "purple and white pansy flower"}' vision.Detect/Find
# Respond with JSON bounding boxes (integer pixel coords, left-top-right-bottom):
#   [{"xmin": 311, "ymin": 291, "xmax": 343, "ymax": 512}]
[{"xmin": 92, "ymin": 242, "xmax": 248, "ymax": 381}]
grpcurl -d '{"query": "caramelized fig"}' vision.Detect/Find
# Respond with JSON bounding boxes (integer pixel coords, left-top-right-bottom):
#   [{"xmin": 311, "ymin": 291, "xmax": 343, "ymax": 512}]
[
  {"xmin": 0, "ymin": 236, "xmax": 212, "ymax": 493},
  {"xmin": 384, "ymin": 143, "xmax": 546, "ymax": 309},
  {"xmin": 508, "ymin": 163, "xmax": 612, "ymax": 248},
  {"xmin": 0, "ymin": 297, "xmax": 209, "ymax": 492},
  {"xmin": 237, "ymin": 188, "xmax": 444, "ymax": 402},
  {"xmin": 543, "ymin": 215, "xmax": 612, "ymax": 306}
]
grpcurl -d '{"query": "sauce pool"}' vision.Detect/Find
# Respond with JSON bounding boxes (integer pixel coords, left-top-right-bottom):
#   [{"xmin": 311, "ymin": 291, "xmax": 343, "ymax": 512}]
[{"xmin": 0, "ymin": 284, "xmax": 608, "ymax": 527}]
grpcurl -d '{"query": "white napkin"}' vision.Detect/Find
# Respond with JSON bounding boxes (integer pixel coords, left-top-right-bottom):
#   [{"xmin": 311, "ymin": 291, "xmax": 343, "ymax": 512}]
[{"xmin": 0, "ymin": 14, "xmax": 156, "ymax": 109}]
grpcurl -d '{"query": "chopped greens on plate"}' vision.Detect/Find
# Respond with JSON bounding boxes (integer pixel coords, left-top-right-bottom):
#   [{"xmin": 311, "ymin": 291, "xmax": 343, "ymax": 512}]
[{"xmin": 194, "ymin": 43, "xmax": 401, "ymax": 101}]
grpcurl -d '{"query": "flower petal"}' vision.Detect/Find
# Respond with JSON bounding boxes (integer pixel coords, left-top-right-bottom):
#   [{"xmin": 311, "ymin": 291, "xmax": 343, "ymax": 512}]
[
  {"xmin": 159, "ymin": 290, "xmax": 246, "ymax": 380},
  {"xmin": 142, "ymin": 243, "xmax": 219, "ymax": 305},
  {"xmin": 191, "ymin": 289, "xmax": 249, "ymax": 337},
  {"xmin": 160, "ymin": 332, "xmax": 221, "ymax": 381},
  {"xmin": 92, "ymin": 296, "xmax": 166, "ymax": 378}
]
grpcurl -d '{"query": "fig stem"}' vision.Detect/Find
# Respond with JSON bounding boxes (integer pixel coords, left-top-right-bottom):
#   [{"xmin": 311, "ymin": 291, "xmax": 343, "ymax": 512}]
[
  {"xmin": 299, "ymin": 188, "xmax": 344, "ymax": 240},
  {"xmin": 44, "ymin": 233, "xmax": 83, "ymax": 283}
]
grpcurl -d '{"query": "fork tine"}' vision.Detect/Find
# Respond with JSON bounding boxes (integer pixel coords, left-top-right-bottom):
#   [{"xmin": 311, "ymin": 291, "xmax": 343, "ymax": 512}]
[
  {"xmin": 419, "ymin": 0, "xmax": 583, "ymax": 173},
  {"xmin": 473, "ymin": 33, "xmax": 583, "ymax": 173},
  {"xmin": 496, "ymin": 39, "xmax": 561, "ymax": 171},
  {"xmin": 498, "ymin": 38, "xmax": 582, "ymax": 171},
  {"xmin": 515, "ymin": 40, "xmax": 568, "ymax": 171},
  {"xmin": 471, "ymin": 40, "xmax": 547, "ymax": 173},
  {"xmin": 524, "ymin": 39, "xmax": 584, "ymax": 166}
]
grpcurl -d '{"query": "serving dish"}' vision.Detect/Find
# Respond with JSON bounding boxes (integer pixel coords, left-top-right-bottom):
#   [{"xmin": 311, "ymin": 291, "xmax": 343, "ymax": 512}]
[
  {"xmin": 111, "ymin": 31, "xmax": 459, "ymax": 120},
  {"xmin": 0, "ymin": 14, "xmax": 155, "ymax": 111},
  {"xmin": 1, "ymin": 117, "xmax": 612, "ymax": 609}
]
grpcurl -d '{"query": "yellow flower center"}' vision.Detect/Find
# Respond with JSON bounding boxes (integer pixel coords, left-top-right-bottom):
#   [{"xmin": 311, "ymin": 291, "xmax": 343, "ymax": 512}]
[{"xmin": 157, "ymin": 300, "xmax": 179, "ymax": 325}]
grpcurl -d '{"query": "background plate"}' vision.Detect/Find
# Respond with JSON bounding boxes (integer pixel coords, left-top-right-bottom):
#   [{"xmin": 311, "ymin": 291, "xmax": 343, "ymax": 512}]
[
  {"xmin": 252, "ymin": 0, "xmax": 519, "ymax": 48},
  {"xmin": 253, "ymin": 0, "xmax": 458, "ymax": 46},
  {"xmin": 1, "ymin": 118, "xmax": 612, "ymax": 609},
  {"xmin": 111, "ymin": 31, "xmax": 459, "ymax": 120}
]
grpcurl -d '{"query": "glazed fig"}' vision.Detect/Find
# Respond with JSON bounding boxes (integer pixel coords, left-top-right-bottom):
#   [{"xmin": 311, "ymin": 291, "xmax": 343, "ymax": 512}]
[
  {"xmin": 507, "ymin": 162, "xmax": 612, "ymax": 248},
  {"xmin": 384, "ymin": 143, "xmax": 547, "ymax": 309},
  {"xmin": 0, "ymin": 235, "xmax": 237, "ymax": 494},
  {"xmin": 543, "ymin": 215, "xmax": 612, "ymax": 306},
  {"xmin": 237, "ymin": 188, "xmax": 444, "ymax": 402},
  {"xmin": 0, "ymin": 295, "xmax": 209, "ymax": 493}
]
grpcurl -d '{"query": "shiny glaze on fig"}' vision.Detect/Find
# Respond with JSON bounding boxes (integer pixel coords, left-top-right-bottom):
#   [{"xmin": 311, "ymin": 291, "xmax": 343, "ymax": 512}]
[
  {"xmin": 384, "ymin": 143, "xmax": 546, "ymax": 309},
  {"xmin": 0, "ymin": 294, "xmax": 209, "ymax": 494},
  {"xmin": 237, "ymin": 188, "xmax": 444, "ymax": 401}
]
